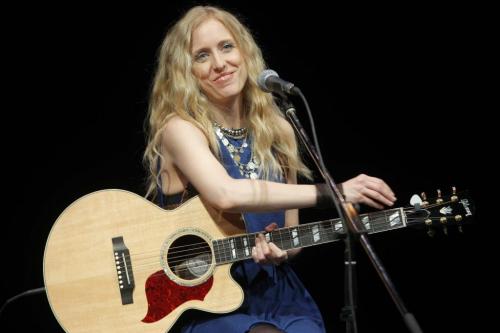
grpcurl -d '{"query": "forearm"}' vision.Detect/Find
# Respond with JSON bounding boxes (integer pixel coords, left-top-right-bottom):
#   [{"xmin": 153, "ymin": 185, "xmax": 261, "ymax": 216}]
[{"xmin": 218, "ymin": 178, "xmax": 318, "ymax": 212}]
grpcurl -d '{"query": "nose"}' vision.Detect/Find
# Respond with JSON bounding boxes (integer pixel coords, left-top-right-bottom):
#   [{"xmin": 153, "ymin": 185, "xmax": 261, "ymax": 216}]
[{"xmin": 212, "ymin": 52, "xmax": 226, "ymax": 72}]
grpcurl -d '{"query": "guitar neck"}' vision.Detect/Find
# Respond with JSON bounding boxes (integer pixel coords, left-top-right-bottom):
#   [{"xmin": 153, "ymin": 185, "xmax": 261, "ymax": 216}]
[{"xmin": 213, "ymin": 207, "xmax": 407, "ymax": 265}]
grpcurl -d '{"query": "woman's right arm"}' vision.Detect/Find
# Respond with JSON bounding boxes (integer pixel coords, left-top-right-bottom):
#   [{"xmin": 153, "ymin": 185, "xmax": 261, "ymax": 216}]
[{"xmin": 162, "ymin": 116, "xmax": 318, "ymax": 213}]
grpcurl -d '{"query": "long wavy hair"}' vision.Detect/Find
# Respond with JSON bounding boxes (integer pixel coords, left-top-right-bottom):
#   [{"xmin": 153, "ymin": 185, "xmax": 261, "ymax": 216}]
[{"xmin": 143, "ymin": 5, "xmax": 311, "ymax": 200}]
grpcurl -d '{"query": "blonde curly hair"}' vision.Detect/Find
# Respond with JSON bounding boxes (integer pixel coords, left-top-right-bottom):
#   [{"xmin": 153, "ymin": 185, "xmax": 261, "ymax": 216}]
[{"xmin": 143, "ymin": 6, "xmax": 311, "ymax": 200}]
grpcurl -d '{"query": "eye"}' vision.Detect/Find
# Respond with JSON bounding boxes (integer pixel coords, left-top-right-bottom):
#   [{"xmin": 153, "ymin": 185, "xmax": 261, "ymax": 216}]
[
  {"xmin": 222, "ymin": 42, "xmax": 235, "ymax": 52},
  {"xmin": 194, "ymin": 52, "xmax": 209, "ymax": 63}
]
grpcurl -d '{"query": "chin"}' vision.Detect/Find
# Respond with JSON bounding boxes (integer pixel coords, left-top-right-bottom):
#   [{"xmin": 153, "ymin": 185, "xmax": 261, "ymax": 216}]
[{"xmin": 215, "ymin": 87, "xmax": 243, "ymax": 99}]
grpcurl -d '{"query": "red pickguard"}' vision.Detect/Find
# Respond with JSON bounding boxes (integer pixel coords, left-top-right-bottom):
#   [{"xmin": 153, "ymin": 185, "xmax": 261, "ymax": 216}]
[{"xmin": 142, "ymin": 270, "xmax": 214, "ymax": 323}]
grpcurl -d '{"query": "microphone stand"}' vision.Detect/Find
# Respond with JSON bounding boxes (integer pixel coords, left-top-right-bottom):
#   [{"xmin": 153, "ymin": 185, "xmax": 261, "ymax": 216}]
[{"xmin": 278, "ymin": 95, "xmax": 423, "ymax": 333}]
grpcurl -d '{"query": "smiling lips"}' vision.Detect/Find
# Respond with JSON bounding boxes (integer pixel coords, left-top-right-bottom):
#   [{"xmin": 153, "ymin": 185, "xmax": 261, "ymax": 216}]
[{"xmin": 213, "ymin": 71, "xmax": 234, "ymax": 83}]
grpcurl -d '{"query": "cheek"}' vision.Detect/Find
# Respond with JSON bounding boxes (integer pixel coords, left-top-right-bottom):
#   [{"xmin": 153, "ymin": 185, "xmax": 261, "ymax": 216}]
[
  {"xmin": 229, "ymin": 51, "xmax": 244, "ymax": 66},
  {"xmin": 192, "ymin": 64, "xmax": 210, "ymax": 81}
]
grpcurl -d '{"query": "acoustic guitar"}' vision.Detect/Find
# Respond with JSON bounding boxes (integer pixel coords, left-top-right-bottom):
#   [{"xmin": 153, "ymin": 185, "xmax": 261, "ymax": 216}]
[{"xmin": 43, "ymin": 187, "xmax": 473, "ymax": 332}]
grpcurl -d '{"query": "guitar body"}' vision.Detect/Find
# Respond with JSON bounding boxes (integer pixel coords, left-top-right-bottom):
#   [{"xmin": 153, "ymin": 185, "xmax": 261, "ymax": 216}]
[{"xmin": 44, "ymin": 189, "xmax": 245, "ymax": 333}]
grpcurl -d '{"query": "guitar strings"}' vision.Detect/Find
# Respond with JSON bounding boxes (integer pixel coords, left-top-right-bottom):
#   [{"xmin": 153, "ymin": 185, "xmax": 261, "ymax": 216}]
[
  {"xmin": 128, "ymin": 207, "xmax": 406, "ymax": 259},
  {"xmin": 133, "ymin": 212, "xmax": 444, "ymax": 277},
  {"xmin": 121, "ymin": 199, "xmax": 460, "ymax": 272},
  {"xmin": 128, "ymin": 215, "xmax": 458, "ymax": 274},
  {"xmin": 129, "ymin": 212, "xmax": 452, "ymax": 269},
  {"xmin": 130, "ymin": 199, "xmax": 452, "ymax": 260},
  {"xmin": 132, "ymin": 216, "xmax": 460, "ymax": 279},
  {"xmin": 129, "ymin": 215, "xmax": 451, "ymax": 270},
  {"xmin": 128, "ymin": 200, "xmax": 442, "ymax": 263},
  {"xmin": 134, "ymin": 219, "xmax": 452, "ymax": 269}
]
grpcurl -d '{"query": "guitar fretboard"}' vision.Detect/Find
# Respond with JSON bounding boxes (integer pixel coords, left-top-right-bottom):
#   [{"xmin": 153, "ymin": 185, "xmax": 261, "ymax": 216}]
[{"xmin": 213, "ymin": 207, "xmax": 406, "ymax": 264}]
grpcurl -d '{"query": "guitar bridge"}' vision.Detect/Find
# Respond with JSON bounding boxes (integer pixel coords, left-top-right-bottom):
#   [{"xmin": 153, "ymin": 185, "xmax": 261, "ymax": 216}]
[{"xmin": 112, "ymin": 236, "xmax": 135, "ymax": 305}]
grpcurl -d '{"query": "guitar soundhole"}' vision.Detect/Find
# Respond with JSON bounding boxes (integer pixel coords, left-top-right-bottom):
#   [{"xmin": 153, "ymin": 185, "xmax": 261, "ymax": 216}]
[{"xmin": 167, "ymin": 235, "xmax": 212, "ymax": 281}]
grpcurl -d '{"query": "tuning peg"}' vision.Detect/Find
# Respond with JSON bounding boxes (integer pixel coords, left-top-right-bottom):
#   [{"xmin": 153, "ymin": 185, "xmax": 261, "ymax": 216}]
[
  {"xmin": 436, "ymin": 189, "xmax": 443, "ymax": 204},
  {"xmin": 421, "ymin": 192, "xmax": 429, "ymax": 207},
  {"xmin": 451, "ymin": 186, "xmax": 458, "ymax": 202},
  {"xmin": 425, "ymin": 218, "xmax": 434, "ymax": 237},
  {"xmin": 455, "ymin": 214, "xmax": 464, "ymax": 233},
  {"xmin": 440, "ymin": 217, "xmax": 448, "ymax": 235}
]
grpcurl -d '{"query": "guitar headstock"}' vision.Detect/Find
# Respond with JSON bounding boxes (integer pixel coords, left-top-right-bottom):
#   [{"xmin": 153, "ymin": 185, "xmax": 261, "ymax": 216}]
[{"xmin": 406, "ymin": 187, "xmax": 474, "ymax": 236}]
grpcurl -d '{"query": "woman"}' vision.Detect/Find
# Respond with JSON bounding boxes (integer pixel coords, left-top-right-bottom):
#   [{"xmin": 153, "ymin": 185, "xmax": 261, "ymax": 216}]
[{"xmin": 143, "ymin": 5, "xmax": 396, "ymax": 333}]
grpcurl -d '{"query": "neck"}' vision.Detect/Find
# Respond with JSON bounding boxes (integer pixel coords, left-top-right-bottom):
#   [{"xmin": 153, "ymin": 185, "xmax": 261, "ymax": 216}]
[{"xmin": 212, "ymin": 95, "xmax": 245, "ymax": 128}]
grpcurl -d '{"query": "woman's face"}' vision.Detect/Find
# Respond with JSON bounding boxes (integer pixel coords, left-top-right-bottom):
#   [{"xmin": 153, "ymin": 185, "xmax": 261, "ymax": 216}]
[{"xmin": 190, "ymin": 18, "xmax": 248, "ymax": 106}]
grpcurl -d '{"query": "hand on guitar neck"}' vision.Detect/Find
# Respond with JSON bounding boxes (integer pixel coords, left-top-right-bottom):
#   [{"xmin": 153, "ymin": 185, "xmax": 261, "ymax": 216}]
[{"xmin": 252, "ymin": 223, "xmax": 291, "ymax": 266}]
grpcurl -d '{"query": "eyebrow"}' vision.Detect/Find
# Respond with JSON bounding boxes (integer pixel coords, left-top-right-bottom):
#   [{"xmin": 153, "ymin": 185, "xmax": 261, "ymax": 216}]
[{"xmin": 192, "ymin": 39, "xmax": 235, "ymax": 56}]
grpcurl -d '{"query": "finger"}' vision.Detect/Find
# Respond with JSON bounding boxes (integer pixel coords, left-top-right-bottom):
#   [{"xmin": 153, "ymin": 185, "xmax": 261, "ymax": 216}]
[
  {"xmin": 365, "ymin": 179, "xmax": 397, "ymax": 203},
  {"xmin": 259, "ymin": 234, "xmax": 271, "ymax": 258},
  {"xmin": 358, "ymin": 192, "xmax": 385, "ymax": 209},
  {"xmin": 264, "ymin": 222, "xmax": 278, "ymax": 232},
  {"xmin": 251, "ymin": 246, "xmax": 258, "ymax": 263},
  {"xmin": 268, "ymin": 242, "xmax": 288, "ymax": 263},
  {"xmin": 375, "ymin": 178, "xmax": 396, "ymax": 200},
  {"xmin": 364, "ymin": 176, "xmax": 393, "ymax": 194},
  {"xmin": 253, "ymin": 241, "xmax": 267, "ymax": 264},
  {"xmin": 253, "ymin": 236, "xmax": 262, "ymax": 262},
  {"xmin": 363, "ymin": 187, "xmax": 395, "ymax": 207}
]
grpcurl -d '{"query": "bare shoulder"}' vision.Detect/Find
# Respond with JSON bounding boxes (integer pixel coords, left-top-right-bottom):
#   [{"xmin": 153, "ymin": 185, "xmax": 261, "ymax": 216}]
[
  {"xmin": 163, "ymin": 116, "xmax": 207, "ymax": 142},
  {"xmin": 161, "ymin": 116, "xmax": 208, "ymax": 157}
]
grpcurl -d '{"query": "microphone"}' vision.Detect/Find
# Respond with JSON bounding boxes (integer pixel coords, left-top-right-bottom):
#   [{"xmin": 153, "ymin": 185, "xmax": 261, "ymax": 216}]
[{"xmin": 257, "ymin": 69, "xmax": 300, "ymax": 96}]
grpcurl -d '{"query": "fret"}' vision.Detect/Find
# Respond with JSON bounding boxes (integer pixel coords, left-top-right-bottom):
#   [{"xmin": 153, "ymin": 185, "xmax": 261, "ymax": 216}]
[
  {"xmin": 234, "ymin": 236, "xmax": 245, "ymax": 260},
  {"xmin": 388, "ymin": 210, "xmax": 403, "ymax": 229},
  {"xmin": 213, "ymin": 208, "xmax": 410, "ymax": 265},
  {"xmin": 299, "ymin": 224, "xmax": 313, "ymax": 247},
  {"xmin": 383, "ymin": 210, "xmax": 390, "ymax": 232},
  {"xmin": 242, "ymin": 235, "xmax": 251, "ymax": 258},
  {"xmin": 289, "ymin": 227, "xmax": 300, "ymax": 248},
  {"xmin": 215, "ymin": 239, "xmax": 228, "ymax": 264},
  {"xmin": 310, "ymin": 224, "xmax": 321, "ymax": 244},
  {"xmin": 333, "ymin": 220, "xmax": 344, "ymax": 233},
  {"xmin": 327, "ymin": 219, "xmax": 339, "ymax": 240},
  {"xmin": 285, "ymin": 228, "xmax": 294, "ymax": 250},
  {"xmin": 216, "ymin": 239, "xmax": 223, "ymax": 263},
  {"xmin": 377, "ymin": 211, "xmax": 386, "ymax": 232},
  {"xmin": 218, "ymin": 239, "xmax": 225, "ymax": 263},
  {"xmin": 229, "ymin": 238, "xmax": 236, "ymax": 260},
  {"xmin": 250, "ymin": 233, "xmax": 257, "ymax": 248},
  {"xmin": 273, "ymin": 229, "xmax": 284, "ymax": 249},
  {"xmin": 213, "ymin": 239, "xmax": 221, "ymax": 263},
  {"xmin": 400, "ymin": 208, "xmax": 407, "ymax": 227},
  {"xmin": 222, "ymin": 239, "xmax": 231, "ymax": 262},
  {"xmin": 319, "ymin": 220, "xmax": 337, "ymax": 243},
  {"xmin": 360, "ymin": 214, "xmax": 372, "ymax": 232}
]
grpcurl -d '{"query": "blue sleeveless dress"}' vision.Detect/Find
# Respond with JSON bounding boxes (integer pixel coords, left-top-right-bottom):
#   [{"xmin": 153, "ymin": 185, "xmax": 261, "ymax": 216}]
[{"xmin": 163, "ymin": 133, "xmax": 325, "ymax": 333}]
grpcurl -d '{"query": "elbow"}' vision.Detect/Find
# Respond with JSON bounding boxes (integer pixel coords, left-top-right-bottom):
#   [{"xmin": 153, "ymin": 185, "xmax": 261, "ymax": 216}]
[
  {"xmin": 211, "ymin": 197, "xmax": 235, "ymax": 211},
  {"xmin": 206, "ymin": 181, "xmax": 238, "ymax": 211}
]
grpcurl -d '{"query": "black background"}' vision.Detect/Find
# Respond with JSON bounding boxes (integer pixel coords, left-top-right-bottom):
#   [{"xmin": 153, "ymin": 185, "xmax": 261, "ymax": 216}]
[{"xmin": 1, "ymin": 1, "xmax": 494, "ymax": 332}]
